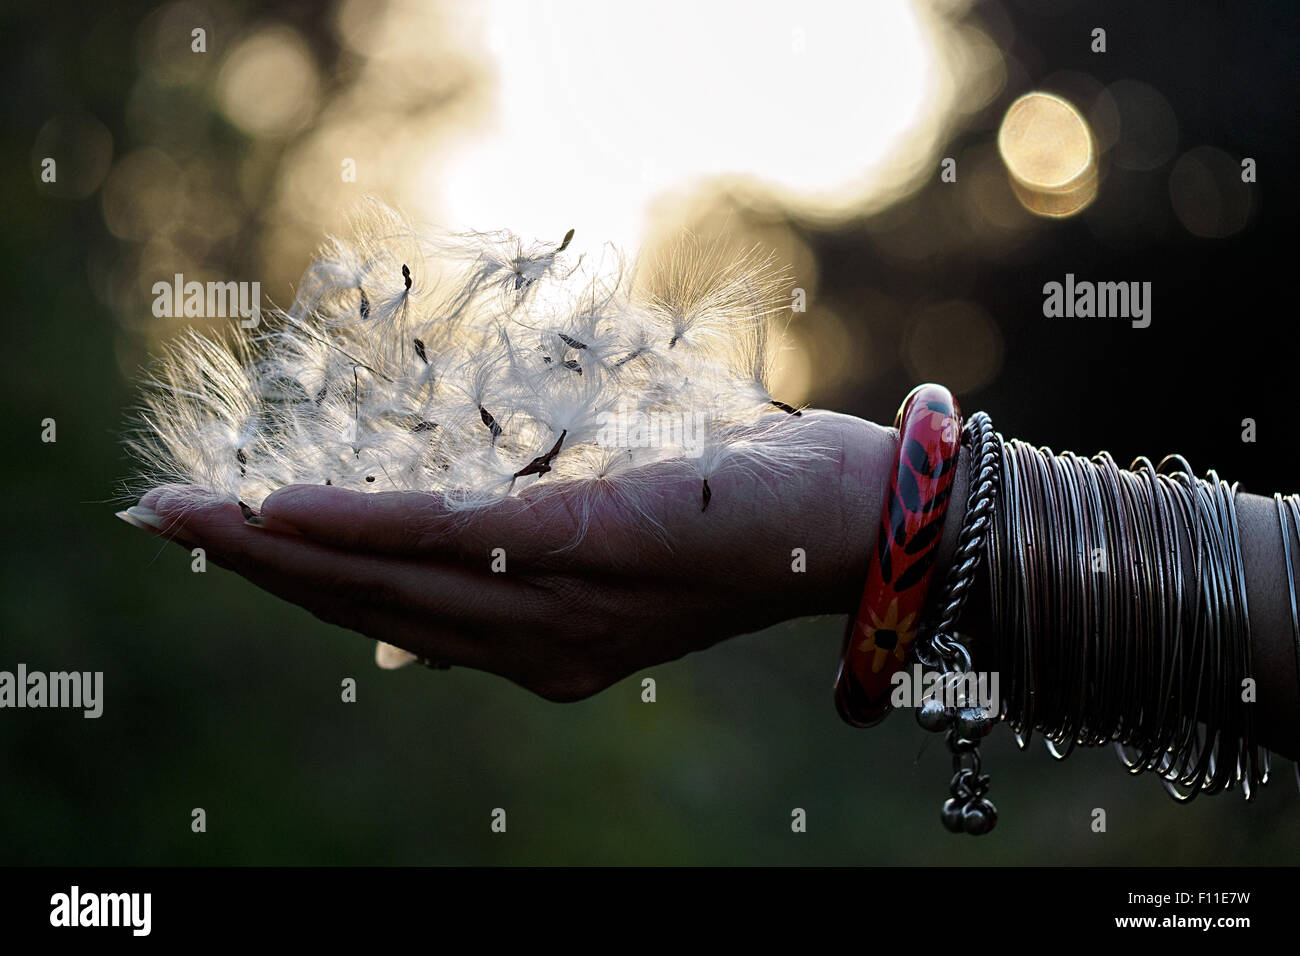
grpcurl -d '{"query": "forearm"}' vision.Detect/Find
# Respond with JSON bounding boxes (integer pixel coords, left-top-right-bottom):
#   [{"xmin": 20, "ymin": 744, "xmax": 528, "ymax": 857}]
[
  {"xmin": 833, "ymin": 413, "xmax": 1300, "ymax": 760},
  {"xmin": 1212, "ymin": 491, "xmax": 1299, "ymax": 758}
]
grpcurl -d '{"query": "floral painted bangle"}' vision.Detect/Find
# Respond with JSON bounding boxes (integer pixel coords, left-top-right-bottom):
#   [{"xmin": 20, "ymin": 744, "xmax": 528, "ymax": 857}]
[{"xmin": 833, "ymin": 384, "xmax": 964, "ymax": 727}]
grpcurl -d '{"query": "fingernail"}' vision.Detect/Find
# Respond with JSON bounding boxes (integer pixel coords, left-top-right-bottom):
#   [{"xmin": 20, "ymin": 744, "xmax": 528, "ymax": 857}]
[
  {"xmin": 244, "ymin": 515, "xmax": 298, "ymax": 534},
  {"xmin": 242, "ymin": 509, "xmax": 300, "ymax": 536},
  {"xmin": 116, "ymin": 504, "xmax": 165, "ymax": 532},
  {"xmin": 240, "ymin": 500, "xmax": 279, "ymax": 532},
  {"xmin": 375, "ymin": 642, "xmax": 419, "ymax": 669}
]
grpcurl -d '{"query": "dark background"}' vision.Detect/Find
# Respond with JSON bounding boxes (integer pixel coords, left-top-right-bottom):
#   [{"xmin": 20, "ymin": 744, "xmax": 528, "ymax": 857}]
[{"xmin": 2, "ymin": 0, "xmax": 1297, "ymax": 863}]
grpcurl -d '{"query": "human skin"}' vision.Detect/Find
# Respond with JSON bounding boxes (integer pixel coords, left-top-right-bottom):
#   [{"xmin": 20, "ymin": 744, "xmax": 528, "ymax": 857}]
[{"xmin": 122, "ymin": 409, "xmax": 1300, "ymax": 760}]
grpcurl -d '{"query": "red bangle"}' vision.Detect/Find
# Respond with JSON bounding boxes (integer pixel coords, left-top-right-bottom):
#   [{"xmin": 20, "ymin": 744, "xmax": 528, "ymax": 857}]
[{"xmin": 834, "ymin": 384, "xmax": 964, "ymax": 727}]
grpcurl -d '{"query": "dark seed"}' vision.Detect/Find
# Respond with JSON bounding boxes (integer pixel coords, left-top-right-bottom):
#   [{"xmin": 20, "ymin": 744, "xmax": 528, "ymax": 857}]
[
  {"xmin": 479, "ymin": 406, "xmax": 503, "ymax": 443},
  {"xmin": 402, "ymin": 264, "xmax": 412, "ymax": 290},
  {"xmin": 413, "ymin": 338, "xmax": 428, "ymax": 364},
  {"xmin": 613, "ymin": 349, "xmax": 642, "ymax": 368},
  {"xmin": 513, "ymin": 430, "xmax": 567, "ymax": 479}
]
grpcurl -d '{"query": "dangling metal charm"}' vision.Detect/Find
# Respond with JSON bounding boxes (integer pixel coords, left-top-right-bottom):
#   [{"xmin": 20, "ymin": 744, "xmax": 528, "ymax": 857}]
[
  {"xmin": 916, "ymin": 695, "xmax": 953, "ymax": 732},
  {"xmin": 940, "ymin": 797, "xmax": 967, "ymax": 833},
  {"xmin": 945, "ymin": 738, "xmax": 996, "ymax": 835},
  {"xmin": 911, "ymin": 410, "xmax": 1001, "ymax": 835},
  {"xmin": 962, "ymin": 797, "xmax": 998, "ymax": 835},
  {"xmin": 955, "ymin": 705, "xmax": 993, "ymax": 739}
]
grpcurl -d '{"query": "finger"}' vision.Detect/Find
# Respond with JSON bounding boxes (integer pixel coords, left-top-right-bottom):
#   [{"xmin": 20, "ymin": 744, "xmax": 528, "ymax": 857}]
[
  {"xmin": 145, "ymin": 489, "xmax": 530, "ymax": 667},
  {"xmin": 256, "ymin": 468, "xmax": 729, "ymax": 574},
  {"xmin": 258, "ymin": 483, "xmax": 589, "ymax": 566},
  {"xmin": 151, "ymin": 487, "xmax": 526, "ymax": 625},
  {"xmin": 227, "ymin": 556, "xmax": 489, "ymax": 672}
]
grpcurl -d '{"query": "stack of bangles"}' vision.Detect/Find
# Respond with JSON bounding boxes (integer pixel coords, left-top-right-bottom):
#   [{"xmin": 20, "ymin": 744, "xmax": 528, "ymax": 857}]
[{"xmin": 834, "ymin": 383, "xmax": 1300, "ymax": 836}]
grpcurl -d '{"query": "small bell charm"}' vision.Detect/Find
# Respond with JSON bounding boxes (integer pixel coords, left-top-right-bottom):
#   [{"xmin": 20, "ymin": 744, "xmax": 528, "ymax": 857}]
[
  {"xmin": 916, "ymin": 696, "xmax": 953, "ymax": 732},
  {"xmin": 940, "ymin": 797, "xmax": 968, "ymax": 833},
  {"xmin": 955, "ymin": 705, "xmax": 993, "ymax": 739},
  {"xmin": 961, "ymin": 797, "xmax": 998, "ymax": 835}
]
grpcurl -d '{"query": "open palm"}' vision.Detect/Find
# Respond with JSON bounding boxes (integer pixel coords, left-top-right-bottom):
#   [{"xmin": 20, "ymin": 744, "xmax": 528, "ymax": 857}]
[{"xmin": 123, "ymin": 412, "xmax": 909, "ymax": 699}]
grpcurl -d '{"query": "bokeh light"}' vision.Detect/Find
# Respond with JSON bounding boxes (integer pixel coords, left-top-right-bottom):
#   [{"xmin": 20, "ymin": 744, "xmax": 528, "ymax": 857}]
[
  {"xmin": 901, "ymin": 299, "xmax": 1003, "ymax": 393},
  {"xmin": 1104, "ymin": 79, "xmax": 1179, "ymax": 172},
  {"xmin": 997, "ymin": 91, "xmax": 1097, "ymax": 217},
  {"xmin": 217, "ymin": 26, "xmax": 321, "ymax": 138},
  {"xmin": 1169, "ymin": 145, "xmax": 1254, "ymax": 239},
  {"xmin": 31, "ymin": 113, "xmax": 114, "ymax": 199}
]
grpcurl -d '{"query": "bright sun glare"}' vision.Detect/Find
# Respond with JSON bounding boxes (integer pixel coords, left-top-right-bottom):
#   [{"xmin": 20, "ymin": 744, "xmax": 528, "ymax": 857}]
[{"xmin": 430, "ymin": 0, "xmax": 942, "ymax": 252}]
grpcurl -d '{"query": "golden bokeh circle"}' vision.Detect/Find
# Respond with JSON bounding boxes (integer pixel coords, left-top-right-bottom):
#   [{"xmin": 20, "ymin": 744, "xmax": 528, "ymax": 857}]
[{"xmin": 997, "ymin": 91, "xmax": 1098, "ymax": 218}]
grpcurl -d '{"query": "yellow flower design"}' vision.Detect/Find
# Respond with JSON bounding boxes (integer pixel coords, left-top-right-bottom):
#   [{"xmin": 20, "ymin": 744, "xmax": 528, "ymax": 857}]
[{"xmin": 856, "ymin": 598, "xmax": 917, "ymax": 673}]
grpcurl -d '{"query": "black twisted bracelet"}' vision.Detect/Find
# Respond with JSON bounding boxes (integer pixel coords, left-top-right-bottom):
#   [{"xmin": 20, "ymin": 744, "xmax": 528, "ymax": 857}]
[{"xmin": 911, "ymin": 410, "xmax": 1002, "ymax": 835}]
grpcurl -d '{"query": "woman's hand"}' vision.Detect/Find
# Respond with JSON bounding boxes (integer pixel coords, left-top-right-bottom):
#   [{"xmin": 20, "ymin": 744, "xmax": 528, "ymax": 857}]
[{"xmin": 123, "ymin": 412, "xmax": 911, "ymax": 701}]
